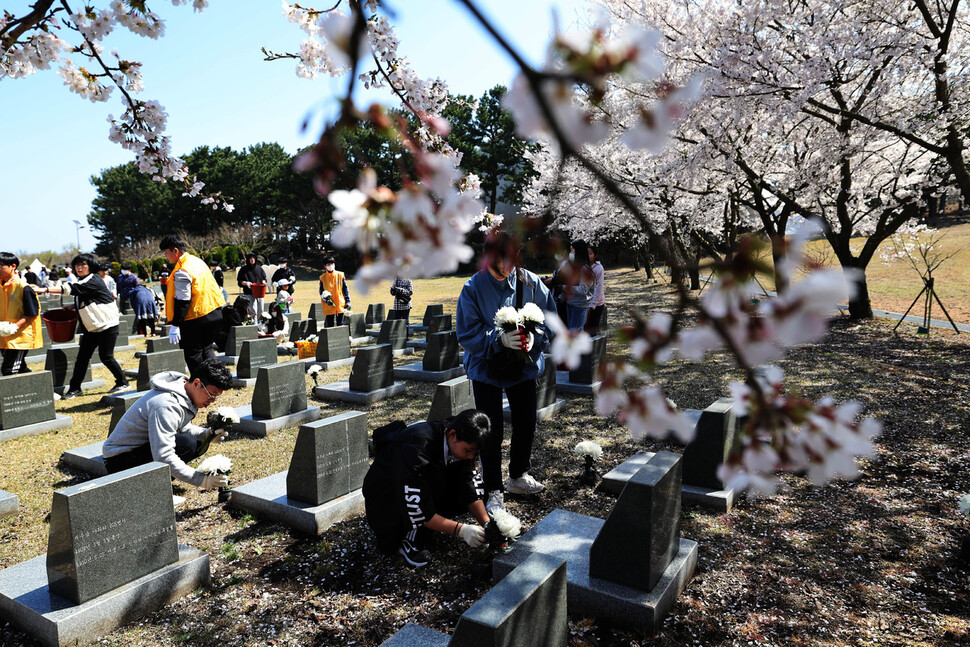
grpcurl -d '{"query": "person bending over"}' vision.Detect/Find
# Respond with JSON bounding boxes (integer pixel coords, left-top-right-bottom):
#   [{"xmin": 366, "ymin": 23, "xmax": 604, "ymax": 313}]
[
  {"xmin": 362, "ymin": 409, "xmax": 491, "ymax": 568},
  {"xmin": 101, "ymin": 359, "xmax": 234, "ymax": 490}
]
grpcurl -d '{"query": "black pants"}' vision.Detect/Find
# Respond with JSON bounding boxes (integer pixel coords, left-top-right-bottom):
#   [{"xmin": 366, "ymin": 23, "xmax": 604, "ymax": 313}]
[
  {"xmin": 363, "ymin": 475, "xmax": 470, "ymax": 555},
  {"xmin": 70, "ymin": 326, "xmax": 127, "ymax": 391},
  {"xmin": 388, "ymin": 309, "xmax": 411, "ymax": 324},
  {"xmin": 179, "ymin": 309, "xmax": 223, "ymax": 379},
  {"xmin": 472, "ymin": 378, "xmax": 538, "ymax": 493},
  {"xmin": 0, "ymin": 349, "xmax": 30, "ymax": 376},
  {"xmin": 586, "ymin": 305, "xmax": 605, "ymax": 333},
  {"xmin": 103, "ymin": 433, "xmax": 199, "ymax": 474},
  {"xmin": 324, "ymin": 313, "xmax": 345, "ymax": 327}
]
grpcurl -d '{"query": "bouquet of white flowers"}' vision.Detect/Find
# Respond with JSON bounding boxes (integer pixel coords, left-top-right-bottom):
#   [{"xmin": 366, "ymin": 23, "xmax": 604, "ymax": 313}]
[
  {"xmin": 206, "ymin": 406, "xmax": 239, "ymax": 432},
  {"xmin": 518, "ymin": 303, "xmax": 545, "ymax": 336},
  {"xmin": 0, "ymin": 321, "xmax": 20, "ymax": 337},
  {"xmin": 493, "ymin": 306, "xmax": 521, "ymax": 334},
  {"xmin": 321, "ymin": 290, "xmax": 335, "ymax": 307},
  {"xmin": 197, "ymin": 453, "xmax": 233, "ymax": 502},
  {"xmin": 574, "ymin": 440, "xmax": 603, "ymax": 486},
  {"xmin": 307, "ymin": 364, "xmax": 322, "ymax": 385},
  {"xmin": 484, "ymin": 509, "xmax": 522, "ymax": 551}
]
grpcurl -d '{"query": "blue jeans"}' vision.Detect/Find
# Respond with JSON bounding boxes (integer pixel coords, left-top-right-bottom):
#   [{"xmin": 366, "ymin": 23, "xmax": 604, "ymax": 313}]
[{"xmin": 565, "ymin": 304, "xmax": 589, "ymax": 332}]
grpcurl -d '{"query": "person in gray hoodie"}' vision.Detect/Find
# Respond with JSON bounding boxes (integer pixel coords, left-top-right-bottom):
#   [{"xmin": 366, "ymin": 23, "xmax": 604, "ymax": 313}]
[{"xmin": 101, "ymin": 359, "xmax": 234, "ymax": 489}]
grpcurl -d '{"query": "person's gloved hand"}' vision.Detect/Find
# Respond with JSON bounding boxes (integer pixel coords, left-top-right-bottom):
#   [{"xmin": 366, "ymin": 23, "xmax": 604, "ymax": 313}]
[
  {"xmin": 500, "ymin": 330, "xmax": 523, "ymax": 350},
  {"xmin": 207, "ymin": 427, "xmax": 228, "ymax": 444},
  {"xmin": 199, "ymin": 473, "xmax": 229, "ymax": 490},
  {"xmin": 168, "ymin": 326, "xmax": 181, "ymax": 344},
  {"xmin": 522, "ymin": 331, "xmax": 535, "ymax": 353},
  {"xmin": 457, "ymin": 523, "xmax": 487, "ymax": 548}
]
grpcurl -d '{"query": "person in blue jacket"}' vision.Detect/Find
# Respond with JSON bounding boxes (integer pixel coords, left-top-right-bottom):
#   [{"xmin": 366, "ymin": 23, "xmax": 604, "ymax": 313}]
[{"xmin": 456, "ymin": 229, "xmax": 557, "ymax": 516}]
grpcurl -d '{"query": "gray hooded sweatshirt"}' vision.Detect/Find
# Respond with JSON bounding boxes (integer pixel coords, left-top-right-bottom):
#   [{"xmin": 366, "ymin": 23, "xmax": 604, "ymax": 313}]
[{"xmin": 102, "ymin": 371, "xmax": 207, "ymax": 486}]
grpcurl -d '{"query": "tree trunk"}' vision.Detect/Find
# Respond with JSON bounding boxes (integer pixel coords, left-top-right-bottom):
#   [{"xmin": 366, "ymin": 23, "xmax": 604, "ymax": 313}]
[
  {"xmin": 688, "ymin": 264, "xmax": 700, "ymax": 290},
  {"xmin": 846, "ymin": 268, "xmax": 873, "ymax": 320}
]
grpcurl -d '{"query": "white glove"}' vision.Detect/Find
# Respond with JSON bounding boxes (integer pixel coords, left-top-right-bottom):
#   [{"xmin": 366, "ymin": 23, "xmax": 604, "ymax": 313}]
[
  {"xmin": 168, "ymin": 326, "xmax": 181, "ymax": 344},
  {"xmin": 522, "ymin": 331, "xmax": 535, "ymax": 353},
  {"xmin": 206, "ymin": 428, "xmax": 228, "ymax": 444},
  {"xmin": 199, "ymin": 473, "xmax": 229, "ymax": 490},
  {"xmin": 457, "ymin": 523, "xmax": 487, "ymax": 548},
  {"xmin": 500, "ymin": 330, "xmax": 523, "ymax": 350}
]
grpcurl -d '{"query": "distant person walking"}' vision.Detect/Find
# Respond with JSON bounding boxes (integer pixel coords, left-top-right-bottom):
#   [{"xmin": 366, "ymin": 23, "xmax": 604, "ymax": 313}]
[
  {"xmin": 117, "ymin": 261, "xmax": 138, "ymax": 314},
  {"xmin": 0, "ymin": 252, "xmax": 42, "ymax": 376},
  {"xmin": 318, "ymin": 254, "xmax": 351, "ymax": 327},
  {"xmin": 237, "ymin": 252, "xmax": 268, "ymax": 316},
  {"xmin": 586, "ymin": 243, "xmax": 606, "ymax": 334}
]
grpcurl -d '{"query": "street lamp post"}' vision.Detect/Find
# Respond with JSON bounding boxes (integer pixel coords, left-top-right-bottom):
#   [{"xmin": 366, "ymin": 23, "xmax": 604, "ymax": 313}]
[{"xmin": 72, "ymin": 219, "xmax": 84, "ymax": 251}]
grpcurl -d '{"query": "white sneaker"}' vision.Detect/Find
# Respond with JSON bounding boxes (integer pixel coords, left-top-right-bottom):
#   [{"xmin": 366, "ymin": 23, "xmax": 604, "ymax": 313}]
[
  {"xmin": 485, "ymin": 490, "xmax": 505, "ymax": 516},
  {"xmin": 506, "ymin": 472, "xmax": 545, "ymax": 495}
]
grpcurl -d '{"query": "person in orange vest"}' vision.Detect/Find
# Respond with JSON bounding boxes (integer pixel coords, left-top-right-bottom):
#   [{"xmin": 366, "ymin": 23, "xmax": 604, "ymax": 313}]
[
  {"xmin": 0, "ymin": 252, "xmax": 43, "ymax": 375},
  {"xmin": 318, "ymin": 254, "xmax": 351, "ymax": 327},
  {"xmin": 160, "ymin": 235, "xmax": 226, "ymax": 379}
]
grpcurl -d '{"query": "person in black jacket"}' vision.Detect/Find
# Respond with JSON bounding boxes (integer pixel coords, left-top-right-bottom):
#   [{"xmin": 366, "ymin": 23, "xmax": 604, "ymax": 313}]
[
  {"xmin": 237, "ymin": 252, "xmax": 268, "ymax": 316},
  {"xmin": 362, "ymin": 409, "xmax": 491, "ymax": 568},
  {"xmin": 271, "ymin": 258, "xmax": 296, "ymax": 294}
]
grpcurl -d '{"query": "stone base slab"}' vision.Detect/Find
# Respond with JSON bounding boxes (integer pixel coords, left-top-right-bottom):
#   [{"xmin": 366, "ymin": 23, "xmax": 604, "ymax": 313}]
[
  {"xmin": 379, "ymin": 623, "xmax": 450, "ymax": 647},
  {"xmin": 99, "ymin": 390, "xmax": 146, "ymax": 408},
  {"xmin": 53, "ymin": 379, "xmax": 106, "ymax": 396},
  {"xmin": 213, "ymin": 353, "xmax": 238, "ymax": 366},
  {"xmin": 349, "ymin": 336, "xmax": 371, "ymax": 345},
  {"xmin": 492, "ymin": 509, "xmax": 697, "ymax": 633},
  {"xmin": 0, "ymin": 414, "xmax": 72, "ymax": 443},
  {"xmin": 231, "ymin": 404, "xmax": 323, "ymax": 437},
  {"xmin": 229, "ymin": 471, "xmax": 365, "ymax": 535},
  {"xmin": 313, "ymin": 381, "xmax": 406, "ymax": 405},
  {"xmin": 0, "ymin": 545, "xmax": 210, "ymax": 647},
  {"xmin": 599, "ymin": 451, "xmax": 736, "ymax": 513},
  {"xmin": 502, "ymin": 397, "xmax": 566, "ymax": 422},
  {"xmin": 555, "ymin": 371, "xmax": 601, "ymax": 395},
  {"xmin": 301, "ymin": 356, "xmax": 355, "ymax": 370},
  {"xmin": 113, "ymin": 344, "xmax": 136, "ymax": 353},
  {"xmin": 60, "ymin": 441, "xmax": 107, "ymax": 477},
  {"xmin": 0, "ymin": 489, "xmax": 18, "ymax": 517},
  {"xmin": 25, "ymin": 354, "xmax": 46, "ymax": 365},
  {"xmin": 230, "ymin": 376, "xmax": 257, "ymax": 388},
  {"xmin": 392, "ymin": 361, "xmax": 465, "ymax": 382}
]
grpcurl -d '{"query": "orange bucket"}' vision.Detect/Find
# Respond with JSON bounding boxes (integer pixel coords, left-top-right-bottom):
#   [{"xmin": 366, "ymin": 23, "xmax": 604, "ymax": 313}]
[
  {"xmin": 42, "ymin": 308, "xmax": 78, "ymax": 343},
  {"xmin": 251, "ymin": 282, "xmax": 267, "ymax": 299}
]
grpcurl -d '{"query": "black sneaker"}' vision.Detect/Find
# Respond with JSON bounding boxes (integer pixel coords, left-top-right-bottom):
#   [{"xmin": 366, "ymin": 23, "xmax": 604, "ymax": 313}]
[
  {"xmin": 62, "ymin": 389, "xmax": 83, "ymax": 400},
  {"xmin": 107, "ymin": 383, "xmax": 131, "ymax": 395},
  {"xmin": 399, "ymin": 538, "xmax": 432, "ymax": 568}
]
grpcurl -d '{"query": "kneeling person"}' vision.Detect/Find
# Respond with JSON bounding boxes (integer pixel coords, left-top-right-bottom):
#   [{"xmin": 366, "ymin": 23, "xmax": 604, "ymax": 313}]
[
  {"xmin": 102, "ymin": 359, "xmax": 234, "ymax": 490},
  {"xmin": 363, "ymin": 409, "xmax": 491, "ymax": 568}
]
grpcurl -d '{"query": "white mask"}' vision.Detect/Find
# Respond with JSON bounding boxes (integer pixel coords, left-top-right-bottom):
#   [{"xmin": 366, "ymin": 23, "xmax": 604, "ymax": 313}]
[
  {"xmin": 325, "ymin": 264, "xmax": 335, "ymax": 272},
  {"xmin": 568, "ymin": 252, "xmax": 575, "ymax": 262},
  {"xmin": 121, "ymin": 269, "xmax": 130, "ymax": 275}
]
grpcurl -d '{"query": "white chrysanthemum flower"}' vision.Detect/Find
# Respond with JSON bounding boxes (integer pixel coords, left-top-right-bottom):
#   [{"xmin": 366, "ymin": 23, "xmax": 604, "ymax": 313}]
[
  {"xmin": 307, "ymin": 364, "xmax": 322, "ymax": 375},
  {"xmin": 493, "ymin": 306, "xmax": 521, "ymax": 332},
  {"xmin": 519, "ymin": 303, "xmax": 545, "ymax": 326},
  {"xmin": 197, "ymin": 454, "xmax": 232, "ymax": 475},
  {"xmin": 574, "ymin": 441, "xmax": 603, "ymax": 461},
  {"xmin": 216, "ymin": 407, "xmax": 240, "ymax": 424},
  {"xmin": 959, "ymin": 493, "xmax": 970, "ymax": 517},
  {"xmin": 0, "ymin": 322, "xmax": 20, "ymax": 337},
  {"xmin": 491, "ymin": 509, "xmax": 521, "ymax": 540}
]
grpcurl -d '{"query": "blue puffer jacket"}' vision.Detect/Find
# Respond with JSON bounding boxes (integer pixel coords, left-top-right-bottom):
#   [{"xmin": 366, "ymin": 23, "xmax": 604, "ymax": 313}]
[{"xmin": 456, "ymin": 268, "xmax": 557, "ymax": 388}]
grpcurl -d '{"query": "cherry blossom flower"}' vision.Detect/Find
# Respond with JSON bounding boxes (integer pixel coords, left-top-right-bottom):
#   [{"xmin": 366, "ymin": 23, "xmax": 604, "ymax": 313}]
[{"xmin": 545, "ymin": 312, "xmax": 592, "ymax": 370}]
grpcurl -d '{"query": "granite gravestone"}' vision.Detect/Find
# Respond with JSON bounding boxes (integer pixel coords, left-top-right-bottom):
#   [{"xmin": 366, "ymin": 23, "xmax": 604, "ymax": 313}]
[
  {"xmin": 365, "ymin": 303, "xmax": 385, "ymax": 325},
  {"xmin": 44, "ymin": 345, "xmax": 93, "ymax": 391},
  {"xmin": 25, "ymin": 325, "xmax": 51, "ymax": 360},
  {"xmin": 237, "ymin": 338, "xmax": 278, "ymax": 380},
  {"xmin": 537, "ymin": 362, "xmax": 556, "ymax": 409},
  {"xmin": 682, "ymin": 398, "xmax": 740, "ymax": 490},
  {"xmin": 315, "ymin": 326, "xmax": 351, "ymax": 362},
  {"xmin": 421, "ymin": 304, "xmax": 444, "ymax": 328},
  {"xmin": 286, "ymin": 411, "xmax": 369, "ymax": 506},
  {"xmin": 423, "ymin": 331, "xmax": 460, "ymax": 372},
  {"xmin": 425, "ymin": 313, "xmax": 452, "ymax": 339},
  {"xmin": 136, "ymin": 350, "xmax": 187, "ymax": 392},
  {"xmin": 119, "ymin": 312, "xmax": 135, "ymax": 332},
  {"xmin": 347, "ymin": 313, "xmax": 367, "ymax": 338},
  {"xmin": 428, "ymin": 376, "xmax": 475, "ymax": 422},
  {"xmin": 288, "ymin": 319, "xmax": 308, "ymax": 343},
  {"xmin": 46, "ymin": 463, "xmax": 178, "ymax": 604},
  {"xmin": 252, "ymin": 360, "xmax": 307, "ymax": 419},
  {"xmin": 0, "ymin": 372, "xmax": 56, "ymax": 429},
  {"xmin": 145, "ymin": 337, "xmax": 178, "ymax": 353},
  {"xmin": 307, "ymin": 302, "xmax": 323, "ymax": 322},
  {"xmin": 108, "ymin": 391, "xmax": 145, "ymax": 433},
  {"xmin": 225, "ymin": 325, "xmax": 258, "ymax": 357},
  {"xmin": 376, "ymin": 319, "xmax": 408, "ymax": 350},
  {"xmin": 589, "ymin": 452, "xmax": 682, "ymax": 592},
  {"xmin": 348, "ymin": 345, "xmax": 393, "ymax": 393},
  {"xmin": 569, "ymin": 334, "xmax": 607, "ymax": 384}
]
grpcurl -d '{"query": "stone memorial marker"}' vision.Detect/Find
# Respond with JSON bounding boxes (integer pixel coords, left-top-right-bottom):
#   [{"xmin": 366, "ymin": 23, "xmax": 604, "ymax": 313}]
[
  {"xmin": 237, "ymin": 338, "xmax": 278, "ymax": 380},
  {"xmin": 589, "ymin": 452, "xmax": 682, "ymax": 592},
  {"xmin": 568, "ymin": 334, "xmax": 606, "ymax": 385},
  {"xmin": 46, "ymin": 463, "xmax": 179, "ymax": 604},
  {"xmin": 428, "ymin": 376, "xmax": 475, "ymax": 422},
  {"xmin": 287, "ymin": 319, "xmax": 305, "ymax": 342},
  {"xmin": 308, "ymin": 302, "xmax": 323, "ymax": 322},
  {"xmin": 252, "ymin": 360, "xmax": 307, "ymax": 419},
  {"xmin": 0, "ymin": 463, "xmax": 210, "ymax": 647},
  {"xmin": 425, "ymin": 313, "xmax": 452, "ymax": 339},
  {"xmin": 536, "ymin": 362, "xmax": 557, "ymax": 410},
  {"xmin": 286, "ymin": 411, "xmax": 369, "ymax": 506},
  {"xmin": 225, "ymin": 325, "xmax": 258, "ymax": 358},
  {"xmin": 387, "ymin": 309, "xmax": 409, "ymax": 322},
  {"xmin": 423, "ymin": 330, "xmax": 459, "ymax": 372},
  {"xmin": 682, "ymin": 398, "xmax": 740, "ymax": 490},
  {"xmin": 136, "ymin": 350, "xmax": 187, "ymax": 392},
  {"xmin": 347, "ymin": 312, "xmax": 367, "ymax": 338},
  {"xmin": 108, "ymin": 391, "xmax": 145, "ymax": 432},
  {"xmin": 145, "ymin": 337, "xmax": 178, "ymax": 353},
  {"xmin": 0, "ymin": 372, "xmax": 71, "ymax": 442},
  {"xmin": 376, "ymin": 318, "xmax": 408, "ymax": 351},
  {"xmin": 380, "ymin": 552, "xmax": 568, "ymax": 647},
  {"xmin": 421, "ymin": 304, "xmax": 444, "ymax": 328},
  {"xmin": 315, "ymin": 325, "xmax": 351, "ymax": 362},
  {"xmin": 119, "ymin": 313, "xmax": 136, "ymax": 335},
  {"xmin": 0, "ymin": 489, "xmax": 19, "ymax": 517},
  {"xmin": 45, "ymin": 344, "xmax": 101, "ymax": 393},
  {"xmin": 365, "ymin": 303, "xmax": 385, "ymax": 325},
  {"xmin": 349, "ymin": 345, "xmax": 393, "ymax": 393},
  {"xmin": 113, "ymin": 328, "xmax": 133, "ymax": 351}
]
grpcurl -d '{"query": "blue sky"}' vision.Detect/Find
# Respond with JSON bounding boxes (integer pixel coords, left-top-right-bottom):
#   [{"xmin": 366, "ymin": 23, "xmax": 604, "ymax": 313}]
[{"xmin": 1, "ymin": 0, "xmax": 590, "ymax": 255}]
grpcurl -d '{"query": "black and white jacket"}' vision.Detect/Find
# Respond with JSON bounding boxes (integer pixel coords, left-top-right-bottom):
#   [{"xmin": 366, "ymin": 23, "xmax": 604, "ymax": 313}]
[{"xmin": 63, "ymin": 274, "xmax": 120, "ymax": 333}]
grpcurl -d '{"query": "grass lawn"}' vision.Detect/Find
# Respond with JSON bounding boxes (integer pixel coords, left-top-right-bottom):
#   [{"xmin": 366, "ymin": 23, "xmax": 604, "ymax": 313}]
[{"xmin": 1, "ymin": 259, "xmax": 968, "ymax": 646}]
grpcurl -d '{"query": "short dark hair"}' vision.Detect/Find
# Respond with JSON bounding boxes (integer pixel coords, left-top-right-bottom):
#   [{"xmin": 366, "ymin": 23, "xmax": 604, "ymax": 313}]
[
  {"xmin": 0, "ymin": 252, "xmax": 19, "ymax": 268},
  {"xmin": 71, "ymin": 253, "xmax": 99, "ymax": 271},
  {"xmin": 322, "ymin": 254, "xmax": 336, "ymax": 265},
  {"xmin": 482, "ymin": 229, "xmax": 521, "ymax": 268},
  {"xmin": 279, "ymin": 257, "xmax": 288, "ymax": 263},
  {"xmin": 194, "ymin": 359, "xmax": 233, "ymax": 391},
  {"xmin": 448, "ymin": 409, "xmax": 491, "ymax": 446},
  {"xmin": 159, "ymin": 235, "xmax": 187, "ymax": 252},
  {"xmin": 121, "ymin": 261, "xmax": 133, "ymax": 270}
]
